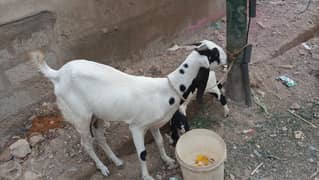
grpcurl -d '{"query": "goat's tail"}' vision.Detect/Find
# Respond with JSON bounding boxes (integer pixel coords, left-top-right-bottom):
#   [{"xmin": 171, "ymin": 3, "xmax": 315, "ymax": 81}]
[{"xmin": 29, "ymin": 50, "xmax": 59, "ymax": 83}]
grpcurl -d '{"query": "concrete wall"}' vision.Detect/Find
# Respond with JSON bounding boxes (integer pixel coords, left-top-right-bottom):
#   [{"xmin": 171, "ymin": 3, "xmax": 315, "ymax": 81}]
[{"xmin": 0, "ymin": 0, "xmax": 225, "ymax": 147}]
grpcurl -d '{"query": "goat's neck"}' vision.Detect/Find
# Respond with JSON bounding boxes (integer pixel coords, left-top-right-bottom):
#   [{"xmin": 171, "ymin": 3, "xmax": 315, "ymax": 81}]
[{"xmin": 167, "ymin": 51, "xmax": 202, "ymax": 99}]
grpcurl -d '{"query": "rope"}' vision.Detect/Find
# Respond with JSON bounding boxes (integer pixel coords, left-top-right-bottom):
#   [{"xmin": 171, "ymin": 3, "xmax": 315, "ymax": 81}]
[
  {"xmin": 208, "ymin": 43, "xmax": 249, "ymax": 89},
  {"xmin": 167, "ymin": 76, "xmax": 187, "ymax": 101}
]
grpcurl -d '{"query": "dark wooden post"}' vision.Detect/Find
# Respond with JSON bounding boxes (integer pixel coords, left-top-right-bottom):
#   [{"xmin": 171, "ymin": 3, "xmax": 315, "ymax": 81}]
[{"xmin": 225, "ymin": 0, "xmax": 251, "ymax": 106}]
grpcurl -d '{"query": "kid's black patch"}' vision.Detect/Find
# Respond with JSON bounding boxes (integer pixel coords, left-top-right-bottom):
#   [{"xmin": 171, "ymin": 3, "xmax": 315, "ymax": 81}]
[
  {"xmin": 220, "ymin": 95, "xmax": 227, "ymax": 105},
  {"xmin": 217, "ymin": 83, "xmax": 223, "ymax": 89},
  {"xmin": 140, "ymin": 150, "xmax": 147, "ymax": 161},
  {"xmin": 169, "ymin": 97, "xmax": 175, "ymax": 105},
  {"xmin": 179, "ymin": 69, "xmax": 185, "ymax": 74},
  {"xmin": 183, "ymin": 64, "xmax": 188, "ymax": 68},
  {"xmin": 180, "ymin": 84, "xmax": 186, "ymax": 92}
]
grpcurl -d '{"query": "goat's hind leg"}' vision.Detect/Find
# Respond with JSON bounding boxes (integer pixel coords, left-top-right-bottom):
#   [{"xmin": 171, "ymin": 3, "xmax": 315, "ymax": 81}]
[
  {"xmin": 94, "ymin": 117, "xmax": 124, "ymax": 168},
  {"xmin": 77, "ymin": 116, "xmax": 110, "ymax": 176},
  {"xmin": 57, "ymin": 98, "xmax": 109, "ymax": 176}
]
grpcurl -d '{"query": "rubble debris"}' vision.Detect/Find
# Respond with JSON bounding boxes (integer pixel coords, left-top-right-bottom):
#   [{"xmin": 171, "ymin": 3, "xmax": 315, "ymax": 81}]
[
  {"xmin": 9, "ymin": 139, "xmax": 31, "ymax": 158},
  {"xmin": 256, "ymin": 90, "xmax": 266, "ymax": 98},
  {"xmin": 256, "ymin": 21, "xmax": 266, "ymax": 29},
  {"xmin": 278, "ymin": 64, "xmax": 295, "ymax": 69},
  {"xmin": 288, "ymin": 110, "xmax": 318, "ymax": 128},
  {"xmin": 302, "ymin": 42, "xmax": 312, "ymax": 50},
  {"xmin": 29, "ymin": 133, "xmax": 45, "ymax": 146},
  {"xmin": 23, "ymin": 171, "xmax": 42, "ymax": 180},
  {"xmin": 251, "ymin": 162, "xmax": 264, "ymax": 175},
  {"xmin": 242, "ymin": 128, "xmax": 256, "ymax": 134},
  {"xmin": 294, "ymin": 131, "xmax": 305, "ymax": 140},
  {"xmin": 0, "ymin": 161, "xmax": 22, "ymax": 180},
  {"xmin": 276, "ymin": 75, "xmax": 297, "ymax": 87},
  {"xmin": 290, "ymin": 103, "xmax": 301, "ymax": 110},
  {"xmin": 0, "ymin": 148, "xmax": 12, "ymax": 162}
]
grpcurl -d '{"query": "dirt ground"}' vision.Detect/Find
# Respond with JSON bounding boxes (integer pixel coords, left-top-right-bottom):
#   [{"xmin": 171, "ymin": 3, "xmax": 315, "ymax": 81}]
[{"xmin": 1, "ymin": 0, "xmax": 319, "ymax": 180}]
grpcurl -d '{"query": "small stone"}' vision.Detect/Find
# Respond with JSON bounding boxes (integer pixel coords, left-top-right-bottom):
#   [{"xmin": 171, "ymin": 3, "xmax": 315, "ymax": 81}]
[
  {"xmin": 282, "ymin": 127, "xmax": 287, "ymax": 131},
  {"xmin": 23, "ymin": 171, "xmax": 42, "ymax": 180},
  {"xmin": 299, "ymin": 49, "xmax": 306, "ymax": 55},
  {"xmin": 256, "ymin": 90, "xmax": 266, "ymax": 98},
  {"xmin": 229, "ymin": 173, "xmax": 235, "ymax": 180},
  {"xmin": 290, "ymin": 103, "xmax": 301, "ymax": 110},
  {"xmin": 156, "ymin": 174, "xmax": 162, "ymax": 180},
  {"xmin": 312, "ymin": 53, "xmax": 319, "ymax": 60},
  {"xmin": 308, "ymin": 158, "xmax": 315, "ymax": 163},
  {"xmin": 0, "ymin": 148, "xmax": 13, "ymax": 162},
  {"xmin": 294, "ymin": 131, "xmax": 305, "ymax": 140},
  {"xmin": 29, "ymin": 134, "xmax": 45, "ymax": 146},
  {"xmin": 101, "ymin": 28, "xmax": 109, "ymax": 34},
  {"xmin": 256, "ymin": 21, "xmax": 266, "ymax": 29},
  {"xmin": 217, "ymin": 34, "xmax": 224, "ymax": 41},
  {"xmin": 9, "ymin": 139, "xmax": 31, "ymax": 158}
]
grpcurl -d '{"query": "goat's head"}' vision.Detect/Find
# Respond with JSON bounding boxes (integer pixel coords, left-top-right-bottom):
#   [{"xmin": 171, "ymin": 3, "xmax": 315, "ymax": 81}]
[{"xmin": 192, "ymin": 40, "xmax": 227, "ymax": 68}]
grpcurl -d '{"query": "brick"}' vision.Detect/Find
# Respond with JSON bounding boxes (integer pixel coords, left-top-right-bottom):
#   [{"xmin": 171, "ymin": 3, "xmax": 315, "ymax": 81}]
[{"xmin": 4, "ymin": 61, "xmax": 39, "ymax": 85}]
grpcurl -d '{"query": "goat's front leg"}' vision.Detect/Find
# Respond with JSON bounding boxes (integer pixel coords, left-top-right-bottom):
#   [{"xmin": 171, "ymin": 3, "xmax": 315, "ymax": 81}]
[
  {"xmin": 150, "ymin": 128, "xmax": 176, "ymax": 169},
  {"xmin": 129, "ymin": 126, "xmax": 154, "ymax": 180}
]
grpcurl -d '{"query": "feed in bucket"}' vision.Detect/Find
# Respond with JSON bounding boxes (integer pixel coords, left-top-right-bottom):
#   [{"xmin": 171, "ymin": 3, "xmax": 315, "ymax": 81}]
[{"xmin": 194, "ymin": 154, "xmax": 215, "ymax": 167}]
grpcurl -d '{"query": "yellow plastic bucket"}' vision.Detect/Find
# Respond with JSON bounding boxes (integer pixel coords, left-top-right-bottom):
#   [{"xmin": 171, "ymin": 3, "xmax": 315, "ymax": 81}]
[{"xmin": 175, "ymin": 129, "xmax": 227, "ymax": 180}]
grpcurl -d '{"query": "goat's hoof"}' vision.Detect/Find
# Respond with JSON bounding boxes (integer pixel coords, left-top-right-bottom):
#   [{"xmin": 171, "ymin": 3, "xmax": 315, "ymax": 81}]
[
  {"xmin": 115, "ymin": 160, "xmax": 125, "ymax": 169},
  {"xmin": 167, "ymin": 163, "xmax": 178, "ymax": 170},
  {"xmin": 165, "ymin": 158, "xmax": 177, "ymax": 169},
  {"xmin": 142, "ymin": 175, "xmax": 155, "ymax": 180},
  {"xmin": 99, "ymin": 165, "xmax": 110, "ymax": 176}
]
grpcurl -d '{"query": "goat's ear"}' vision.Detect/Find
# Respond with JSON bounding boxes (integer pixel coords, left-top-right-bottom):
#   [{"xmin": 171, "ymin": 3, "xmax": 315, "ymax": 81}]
[
  {"xmin": 195, "ymin": 67, "xmax": 210, "ymax": 103},
  {"xmin": 195, "ymin": 44, "xmax": 209, "ymax": 52},
  {"xmin": 210, "ymin": 47, "xmax": 220, "ymax": 64}
]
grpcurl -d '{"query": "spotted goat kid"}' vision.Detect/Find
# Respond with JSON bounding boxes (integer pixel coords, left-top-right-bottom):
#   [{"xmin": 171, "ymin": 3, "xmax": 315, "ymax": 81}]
[
  {"xmin": 170, "ymin": 41, "xmax": 229, "ymax": 145},
  {"xmin": 29, "ymin": 40, "xmax": 222, "ymax": 180}
]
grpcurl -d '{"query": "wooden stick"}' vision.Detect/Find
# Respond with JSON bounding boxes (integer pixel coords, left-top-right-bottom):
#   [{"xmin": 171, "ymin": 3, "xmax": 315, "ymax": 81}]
[
  {"xmin": 251, "ymin": 162, "xmax": 264, "ymax": 175},
  {"xmin": 288, "ymin": 110, "xmax": 318, "ymax": 128}
]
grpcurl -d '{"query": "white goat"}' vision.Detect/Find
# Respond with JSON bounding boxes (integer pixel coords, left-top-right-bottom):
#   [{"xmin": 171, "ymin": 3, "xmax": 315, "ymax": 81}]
[{"xmin": 29, "ymin": 40, "xmax": 222, "ymax": 180}]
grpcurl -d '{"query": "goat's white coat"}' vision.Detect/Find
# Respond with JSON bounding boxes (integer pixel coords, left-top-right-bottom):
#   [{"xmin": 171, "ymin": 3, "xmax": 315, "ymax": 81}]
[{"xmin": 29, "ymin": 47, "xmax": 211, "ymax": 180}]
